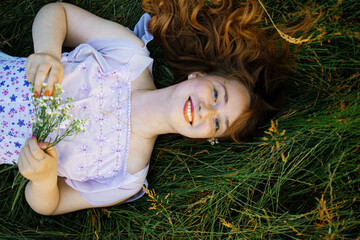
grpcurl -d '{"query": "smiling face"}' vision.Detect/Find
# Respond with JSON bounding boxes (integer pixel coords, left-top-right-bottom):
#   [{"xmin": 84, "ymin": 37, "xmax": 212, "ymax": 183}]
[{"xmin": 168, "ymin": 72, "xmax": 251, "ymax": 139}]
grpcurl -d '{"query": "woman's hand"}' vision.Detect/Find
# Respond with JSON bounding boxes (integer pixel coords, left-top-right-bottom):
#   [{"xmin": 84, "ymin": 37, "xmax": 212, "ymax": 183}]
[
  {"xmin": 19, "ymin": 138, "xmax": 60, "ymax": 215},
  {"xmin": 25, "ymin": 53, "xmax": 64, "ymax": 97},
  {"xmin": 18, "ymin": 137, "xmax": 58, "ymax": 184}
]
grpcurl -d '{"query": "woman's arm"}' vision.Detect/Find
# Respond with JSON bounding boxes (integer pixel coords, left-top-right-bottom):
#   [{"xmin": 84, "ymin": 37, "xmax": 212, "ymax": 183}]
[
  {"xmin": 27, "ymin": 2, "xmax": 144, "ymax": 96},
  {"xmin": 32, "ymin": 2, "xmax": 144, "ymax": 59},
  {"xmin": 24, "ymin": 176, "xmax": 142, "ymax": 216},
  {"xmin": 59, "ymin": 3, "xmax": 144, "ymax": 47},
  {"xmin": 19, "ymin": 138, "xmax": 141, "ymax": 215},
  {"xmin": 18, "ymin": 138, "xmax": 59, "ymax": 215},
  {"xmin": 49, "ymin": 178, "xmax": 142, "ymax": 215},
  {"xmin": 26, "ymin": 176, "xmax": 142, "ymax": 215}
]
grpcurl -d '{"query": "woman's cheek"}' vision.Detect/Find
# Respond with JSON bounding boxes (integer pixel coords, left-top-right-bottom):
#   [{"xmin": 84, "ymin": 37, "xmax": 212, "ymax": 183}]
[{"xmin": 195, "ymin": 124, "xmax": 213, "ymax": 138}]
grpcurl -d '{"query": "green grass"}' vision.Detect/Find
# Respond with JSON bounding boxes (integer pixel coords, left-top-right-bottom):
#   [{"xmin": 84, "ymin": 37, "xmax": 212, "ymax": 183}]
[{"xmin": 1, "ymin": 0, "xmax": 359, "ymax": 239}]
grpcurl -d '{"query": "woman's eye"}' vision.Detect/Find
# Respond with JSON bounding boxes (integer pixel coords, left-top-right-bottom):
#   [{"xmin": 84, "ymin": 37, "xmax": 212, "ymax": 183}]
[
  {"xmin": 215, "ymin": 119, "xmax": 220, "ymax": 131},
  {"xmin": 213, "ymin": 89, "xmax": 218, "ymax": 102}
]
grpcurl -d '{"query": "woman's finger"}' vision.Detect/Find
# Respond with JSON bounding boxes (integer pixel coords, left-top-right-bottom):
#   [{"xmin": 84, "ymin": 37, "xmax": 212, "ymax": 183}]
[
  {"xmin": 39, "ymin": 142, "xmax": 57, "ymax": 159},
  {"xmin": 58, "ymin": 66, "xmax": 64, "ymax": 85},
  {"xmin": 52, "ymin": 67, "xmax": 63, "ymax": 96},
  {"xmin": 29, "ymin": 137, "xmax": 46, "ymax": 161},
  {"xmin": 18, "ymin": 147, "xmax": 34, "ymax": 178},
  {"xmin": 18, "ymin": 150, "xmax": 28, "ymax": 176},
  {"xmin": 23, "ymin": 144, "xmax": 35, "ymax": 164},
  {"xmin": 33, "ymin": 64, "xmax": 51, "ymax": 96},
  {"xmin": 25, "ymin": 60, "xmax": 38, "ymax": 84},
  {"xmin": 45, "ymin": 64, "xmax": 63, "ymax": 96},
  {"xmin": 20, "ymin": 145, "xmax": 35, "ymax": 175},
  {"xmin": 25, "ymin": 55, "xmax": 34, "ymax": 82}
]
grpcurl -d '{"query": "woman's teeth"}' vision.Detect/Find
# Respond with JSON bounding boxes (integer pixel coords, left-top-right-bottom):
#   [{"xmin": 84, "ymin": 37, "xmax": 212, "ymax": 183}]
[{"xmin": 187, "ymin": 99, "xmax": 192, "ymax": 124}]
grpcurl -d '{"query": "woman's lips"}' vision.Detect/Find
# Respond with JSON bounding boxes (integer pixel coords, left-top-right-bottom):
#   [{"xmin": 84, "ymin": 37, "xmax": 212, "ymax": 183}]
[{"xmin": 183, "ymin": 97, "xmax": 194, "ymax": 125}]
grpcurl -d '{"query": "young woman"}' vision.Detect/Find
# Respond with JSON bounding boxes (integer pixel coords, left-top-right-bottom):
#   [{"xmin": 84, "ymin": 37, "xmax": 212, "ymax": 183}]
[{"xmin": 0, "ymin": 0, "xmax": 303, "ymax": 215}]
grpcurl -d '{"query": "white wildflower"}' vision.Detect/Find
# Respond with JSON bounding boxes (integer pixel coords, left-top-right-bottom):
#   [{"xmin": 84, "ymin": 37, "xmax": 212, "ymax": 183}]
[
  {"xmin": 30, "ymin": 82, "xmax": 86, "ymax": 148},
  {"xmin": 45, "ymin": 108, "xmax": 52, "ymax": 116}
]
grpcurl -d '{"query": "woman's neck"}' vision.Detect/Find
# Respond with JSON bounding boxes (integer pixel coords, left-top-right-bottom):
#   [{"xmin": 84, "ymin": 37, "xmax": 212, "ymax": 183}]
[{"xmin": 130, "ymin": 85, "xmax": 177, "ymax": 139}]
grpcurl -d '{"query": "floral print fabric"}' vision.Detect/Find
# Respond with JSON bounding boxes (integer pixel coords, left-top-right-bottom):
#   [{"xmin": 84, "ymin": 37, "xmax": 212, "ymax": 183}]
[{"xmin": 0, "ymin": 54, "xmax": 34, "ymax": 164}]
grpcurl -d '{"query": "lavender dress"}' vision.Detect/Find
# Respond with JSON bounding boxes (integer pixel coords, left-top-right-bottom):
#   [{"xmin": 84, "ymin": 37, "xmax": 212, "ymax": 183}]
[{"xmin": 0, "ymin": 14, "xmax": 153, "ymax": 205}]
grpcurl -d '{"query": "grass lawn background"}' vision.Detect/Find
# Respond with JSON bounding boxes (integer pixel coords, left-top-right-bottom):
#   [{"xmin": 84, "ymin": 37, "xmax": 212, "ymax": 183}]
[{"xmin": 1, "ymin": 0, "xmax": 359, "ymax": 239}]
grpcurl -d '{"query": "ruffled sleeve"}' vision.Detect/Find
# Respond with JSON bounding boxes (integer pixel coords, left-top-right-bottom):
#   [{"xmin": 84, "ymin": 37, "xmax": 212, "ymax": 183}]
[
  {"xmin": 63, "ymin": 13, "xmax": 154, "ymax": 82},
  {"xmin": 132, "ymin": 13, "xmax": 153, "ymax": 45},
  {"xmin": 87, "ymin": 39, "xmax": 153, "ymax": 80}
]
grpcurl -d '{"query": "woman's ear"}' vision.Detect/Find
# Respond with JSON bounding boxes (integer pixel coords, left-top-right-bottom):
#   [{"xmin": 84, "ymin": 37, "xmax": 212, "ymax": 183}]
[{"xmin": 188, "ymin": 72, "xmax": 206, "ymax": 79}]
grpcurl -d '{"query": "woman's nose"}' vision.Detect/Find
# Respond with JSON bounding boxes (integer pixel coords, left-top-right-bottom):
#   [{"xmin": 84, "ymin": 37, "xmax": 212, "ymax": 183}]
[{"xmin": 199, "ymin": 102, "xmax": 216, "ymax": 119}]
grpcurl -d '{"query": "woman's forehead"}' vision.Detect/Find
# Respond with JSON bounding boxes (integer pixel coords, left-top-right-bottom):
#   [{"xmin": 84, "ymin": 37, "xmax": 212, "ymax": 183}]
[{"xmin": 223, "ymin": 79, "xmax": 250, "ymax": 126}]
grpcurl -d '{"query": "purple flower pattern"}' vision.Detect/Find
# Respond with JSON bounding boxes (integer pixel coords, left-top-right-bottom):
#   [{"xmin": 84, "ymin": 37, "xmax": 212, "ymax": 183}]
[
  {"xmin": 110, "ymin": 81, "xmax": 126, "ymax": 93},
  {"xmin": 78, "ymin": 145, "xmax": 91, "ymax": 155},
  {"xmin": 78, "ymin": 85, "xmax": 90, "ymax": 96},
  {"xmin": 111, "ymin": 145, "xmax": 126, "ymax": 156},
  {"xmin": 77, "ymin": 62, "xmax": 89, "ymax": 72},
  {"xmin": 78, "ymin": 102, "xmax": 90, "ymax": 112},
  {"xmin": 62, "ymin": 64, "xmax": 132, "ymax": 181},
  {"xmin": 94, "ymin": 135, "xmax": 108, "ymax": 146},
  {"xmin": 111, "ymin": 123, "xmax": 126, "ymax": 136},
  {"xmin": 111, "ymin": 101, "xmax": 126, "ymax": 115}
]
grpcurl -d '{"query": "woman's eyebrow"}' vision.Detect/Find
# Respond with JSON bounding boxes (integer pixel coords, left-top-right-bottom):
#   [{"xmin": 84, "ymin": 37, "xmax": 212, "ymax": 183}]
[
  {"xmin": 220, "ymin": 82, "xmax": 229, "ymax": 129},
  {"xmin": 224, "ymin": 84, "xmax": 228, "ymax": 104},
  {"xmin": 220, "ymin": 81, "xmax": 229, "ymax": 104}
]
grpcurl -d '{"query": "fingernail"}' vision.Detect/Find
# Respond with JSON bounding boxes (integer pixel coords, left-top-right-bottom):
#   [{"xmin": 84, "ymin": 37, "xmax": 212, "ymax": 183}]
[
  {"xmin": 44, "ymin": 90, "xmax": 50, "ymax": 96},
  {"xmin": 30, "ymin": 135, "xmax": 34, "ymax": 139},
  {"xmin": 34, "ymin": 91, "xmax": 39, "ymax": 98},
  {"xmin": 38, "ymin": 142, "xmax": 43, "ymax": 146}
]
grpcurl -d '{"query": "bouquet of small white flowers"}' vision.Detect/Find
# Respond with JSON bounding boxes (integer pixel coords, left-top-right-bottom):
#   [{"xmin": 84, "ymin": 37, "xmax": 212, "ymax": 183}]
[{"xmin": 30, "ymin": 83, "xmax": 87, "ymax": 149}]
